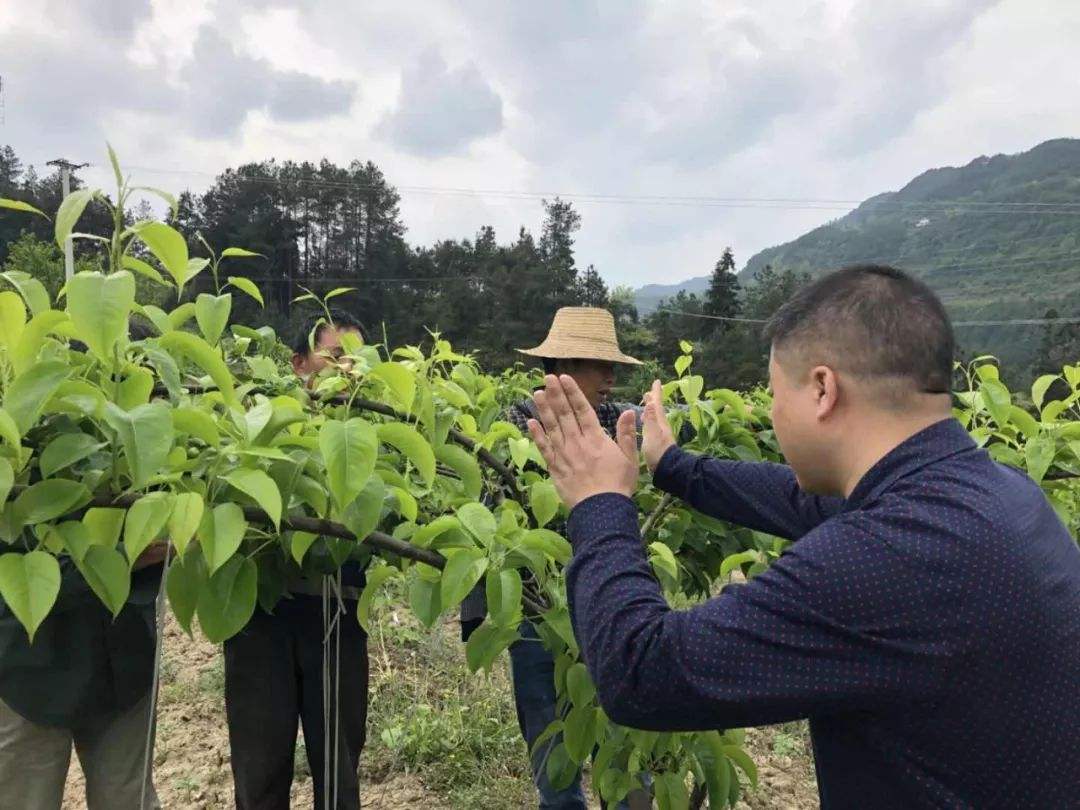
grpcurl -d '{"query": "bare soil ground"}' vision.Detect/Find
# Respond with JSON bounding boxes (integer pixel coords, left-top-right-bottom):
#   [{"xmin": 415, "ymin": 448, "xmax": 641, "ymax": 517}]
[{"xmin": 62, "ymin": 608, "xmax": 817, "ymax": 809}]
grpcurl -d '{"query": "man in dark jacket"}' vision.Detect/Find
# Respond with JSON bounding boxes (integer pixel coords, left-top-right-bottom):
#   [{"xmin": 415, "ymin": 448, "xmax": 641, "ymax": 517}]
[
  {"xmin": 461, "ymin": 307, "xmax": 652, "ymax": 810},
  {"xmin": 0, "ymin": 319, "xmax": 167, "ymax": 810},
  {"xmin": 223, "ymin": 310, "xmax": 371, "ymax": 810},
  {"xmin": 527, "ymin": 266, "xmax": 1080, "ymax": 809}
]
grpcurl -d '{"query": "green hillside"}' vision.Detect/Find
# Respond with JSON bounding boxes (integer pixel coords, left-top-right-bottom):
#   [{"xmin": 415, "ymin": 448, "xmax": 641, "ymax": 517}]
[{"xmin": 740, "ymin": 138, "xmax": 1080, "ymax": 374}]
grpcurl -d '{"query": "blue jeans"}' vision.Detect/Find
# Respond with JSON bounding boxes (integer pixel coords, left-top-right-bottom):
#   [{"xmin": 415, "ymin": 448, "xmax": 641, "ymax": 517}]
[{"xmin": 509, "ymin": 622, "xmax": 644, "ymax": 810}]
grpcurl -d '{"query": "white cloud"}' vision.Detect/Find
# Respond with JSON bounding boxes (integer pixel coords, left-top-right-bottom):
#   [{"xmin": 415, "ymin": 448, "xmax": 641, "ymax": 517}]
[{"xmin": 3, "ymin": 0, "xmax": 1079, "ymax": 288}]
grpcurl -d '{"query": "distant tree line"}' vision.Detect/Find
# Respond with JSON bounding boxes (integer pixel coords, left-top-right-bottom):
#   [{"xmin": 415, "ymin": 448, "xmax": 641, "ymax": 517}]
[{"xmin": 5, "ymin": 144, "xmax": 1070, "ymax": 391}]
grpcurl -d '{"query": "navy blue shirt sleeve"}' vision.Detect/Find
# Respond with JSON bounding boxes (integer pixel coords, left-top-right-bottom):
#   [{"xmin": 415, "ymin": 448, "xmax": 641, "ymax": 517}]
[
  {"xmin": 565, "ymin": 492, "xmax": 964, "ymax": 731},
  {"xmin": 653, "ymin": 445, "xmax": 843, "ymax": 540}
]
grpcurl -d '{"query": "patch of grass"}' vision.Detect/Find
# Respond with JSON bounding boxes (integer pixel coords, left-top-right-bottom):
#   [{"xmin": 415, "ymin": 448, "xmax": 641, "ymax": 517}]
[
  {"xmin": 197, "ymin": 657, "xmax": 225, "ymax": 697},
  {"xmin": 363, "ymin": 582, "xmax": 533, "ymax": 809}
]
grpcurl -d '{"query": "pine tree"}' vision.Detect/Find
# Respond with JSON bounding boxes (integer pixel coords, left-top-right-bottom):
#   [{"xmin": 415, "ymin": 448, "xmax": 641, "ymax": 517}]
[{"xmin": 704, "ymin": 247, "xmax": 740, "ymax": 328}]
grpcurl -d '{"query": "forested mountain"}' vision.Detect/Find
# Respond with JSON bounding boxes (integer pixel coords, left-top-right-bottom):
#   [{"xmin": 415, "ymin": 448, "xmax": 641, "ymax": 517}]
[{"xmin": 740, "ymin": 138, "xmax": 1080, "ymax": 375}]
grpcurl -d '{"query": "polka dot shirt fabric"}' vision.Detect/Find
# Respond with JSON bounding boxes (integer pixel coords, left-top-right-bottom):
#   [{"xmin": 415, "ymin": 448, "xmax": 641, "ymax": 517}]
[{"xmin": 565, "ymin": 418, "xmax": 1080, "ymax": 809}]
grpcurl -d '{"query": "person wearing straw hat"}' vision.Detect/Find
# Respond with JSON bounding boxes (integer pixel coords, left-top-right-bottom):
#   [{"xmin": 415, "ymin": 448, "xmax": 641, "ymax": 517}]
[{"xmin": 461, "ymin": 307, "xmax": 650, "ymax": 810}]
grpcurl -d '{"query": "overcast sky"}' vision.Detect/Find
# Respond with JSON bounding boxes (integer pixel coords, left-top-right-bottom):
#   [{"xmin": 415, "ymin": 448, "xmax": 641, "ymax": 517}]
[{"xmin": 2, "ymin": 0, "xmax": 1079, "ymax": 288}]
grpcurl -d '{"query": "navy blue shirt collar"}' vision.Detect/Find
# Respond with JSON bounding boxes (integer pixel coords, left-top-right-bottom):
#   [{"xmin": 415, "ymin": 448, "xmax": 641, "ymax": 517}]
[{"xmin": 844, "ymin": 417, "xmax": 975, "ymax": 511}]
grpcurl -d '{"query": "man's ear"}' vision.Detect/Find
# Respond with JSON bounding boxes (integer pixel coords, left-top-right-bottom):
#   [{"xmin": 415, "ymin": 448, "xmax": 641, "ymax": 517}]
[{"xmin": 811, "ymin": 365, "xmax": 840, "ymax": 419}]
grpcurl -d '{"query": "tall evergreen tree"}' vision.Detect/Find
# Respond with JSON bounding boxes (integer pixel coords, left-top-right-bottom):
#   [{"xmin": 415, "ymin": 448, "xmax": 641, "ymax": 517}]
[{"xmin": 704, "ymin": 247, "xmax": 740, "ymax": 325}]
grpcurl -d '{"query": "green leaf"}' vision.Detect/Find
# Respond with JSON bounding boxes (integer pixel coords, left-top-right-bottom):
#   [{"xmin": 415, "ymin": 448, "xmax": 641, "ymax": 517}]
[
  {"xmin": 722, "ymin": 744, "xmax": 758, "ymax": 788},
  {"xmin": 411, "ymin": 515, "xmax": 461, "ymax": 549},
  {"xmin": 0, "ymin": 551, "xmax": 61, "ymax": 641},
  {"xmin": 54, "ymin": 188, "xmax": 97, "ymax": 249},
  {"xmin": 456, "ymin": 502, "xmax": 497, "ymax": 546},
  {"xmin": 485, "ymin": 568, "xmax": 523, "ymax": 629},
  {"xmin": 197, "ymin": 503, "xmax": 247, "ymax": 575},
  {"xmin": 158, "ymin": 331, "xmax": 236, "ymax": 405},
  {"xmin": 324, "ymin": 286, "xmax": 356, "ymax": 301},
  {"xmin": 0, "ymin": 408, "xmax": 20, "ymax": 453},
  {"xmin": 695, "ymin": 732, "xmax": 732, "ymax": 809},
  {"xmin": 529, "ymin": 479, "xmax": 560, "ymax": 528},
  {"xmin": 197, "ymin": 555, "xmax": 257, "ymax": 642},
  {"xmin": 674, "ymin": 354, "xmax": 692, "ymax": 377},
  {"xmin": 14, "ymin": 480, "xmax": 90, "ymax": 525},
  {"xmin": 103, "ymin": 401, "xmax": 174, "ymax": 489},
  {"xmin": 172, "ymin": 407, "xmax": 220, "ymax": 448},
  {"xmin": 167, "ymin": 302, "xmax": 197, "ymax": 331},
  {"xmin": 1034, "ymin": 375, "xmax": 1062, "ymax": 411},
  {"xmin": 341, "ymin": 475, "xmax": 385, "ymax": 542},
  {"xmin": 166, "ymin": 551, "xmax": 205, "ymax": 636},
  {"xmin": 0, "ymin": 197, "xmax": 48, "ymax": 218},
  {"xmin": 117, "ymin": 366, "xmax": 154, "ymax": 410},
  {"xmin": 465, "ymin": 620, "xmax": 518, "ymax": 672},
  {"xmin": 226, "ymin": 276, "xmax": 264, "ymax": 306},
  {"xmin": 563, "ymin": 705, "xmax": 599, "ymax": 764},
  {"xmin": 319, "ymin": 418, "xmax": 379, "ymax": 511},
  {"xmin": 370, "ymin": 362, "xmax": 416, "ymax": 409},
  {"xmin": 123, "ymin": 492, "xmax": 172, "ymax": 568},
  {"xmin": 409, "ymin": 575, "xmax": 442, "ymax": 628},
  {"xmin": 648, "ymin": 541, "xmax": 679, "ymax": 587},
  {"xmin": 220, "ymin": 247, "xmax": 262, "ymax": 259},
  {"xmin": 440, "ymin": 547, "xmax": 488, "ymax": 612},
  {"xmin": 1008, "ymin": 406, "xmax": 1040, "ymax": 440},
  {"xmin": 566, "ymin": 662, "xmax": 596, "ymax": 709},
  {"xmin": 39, "ymin": 432, "xmax": 105, "ymax": 478},
  {"xmin": 121, "ymin": 256, "xmax": 169, "ymax": 287},
  {"xmin": 10, "ymin": 310, "xmax": 66, "ymax": 375},
  {"xmin": 979, "ymin": 379, "xmax": 1011, "ymax": 427},
  {"xmin": 222, "ymin": 468, "xmax": 282, "ymax": 530},
  {"xmin": 133, "ymin": 221, "xmax": 190, "ymax": 290},
  {"xmin": 357, "ymin": 564, "xmax": 399, "ymax": 632},
  {"xmin": 521, "ymin": 528, "xmax": 572, "ymax": 565},
  {"xmin": 83, "ymin": 508, "xmax": 125, "ymax": 549},
  {"xmin": 168, "ymin": 492, "xmax": 204, "ymax": 557},
  {"xmin": 0, "ymin": 290, "xmax": 25, "ymax": 351},
  {"xmin": 434, "ymin": 444, "xmax": 482, "ymax": 500},
  {"xmin": 545, "ymin": 742, "xmax": 578, "ymax": 792},
  {"xmin": 377, "ymin": 422, "xmax": 436, "ymax": 487},
  {"xmin": 194, "ymin": 292, "xmax": 232, "ymax": 346},
  {"xmin": 4, "ymin": 360, "xmax": 70, "ymax": 434},
  {"xmin": 720, "ymin": 550, "xmax": 758, "ymax": 580},
  {"xmin": 78, "ymin": 546, "xmax": 131, "ymax": 617},
  {"xmin": 0, "ymin": 458, "xmax": 12, "ymax": 508},
  {"xmin": 390, "ymin": 486, "xmax": 418, "ymax": 521},
  {"xmin": 1024, "ymin": 435, "xmax": 1056, "ymax": 483},
  {"xmin": 1, "ymin": 270, "xmax": 52, "ymax": 316},
  {"xmin": 291, "ymin": 531, "xmax": 318, "ymax": 565},
  {"xmin": 64, "ymin": 271, "xmax": 136, "ymax": 362}
]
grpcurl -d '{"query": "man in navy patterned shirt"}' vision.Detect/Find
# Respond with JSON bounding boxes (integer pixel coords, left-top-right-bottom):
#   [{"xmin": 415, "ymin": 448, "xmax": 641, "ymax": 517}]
[{"xmin": 525, "ymin": 265, "xmax": 1080, "ymax": 808}]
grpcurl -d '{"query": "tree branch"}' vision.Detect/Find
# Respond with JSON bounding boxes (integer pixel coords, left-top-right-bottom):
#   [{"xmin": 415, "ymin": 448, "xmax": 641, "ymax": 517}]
[
  {"xmin": 641, "ymin": 493, "xmax": 675, "ymax": 539},
  {"xmin": 40, "ymin": 490, "xmax": 550, "ymax": 617}
]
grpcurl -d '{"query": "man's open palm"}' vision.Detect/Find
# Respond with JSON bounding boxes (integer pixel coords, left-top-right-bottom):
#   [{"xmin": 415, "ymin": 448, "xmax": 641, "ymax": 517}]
[
  {"xmin": 642, "ymin": 379, "xmax": 676, "ymax": 472},
  {"xmin": 526, "ymin": 375, "xmax": 639, "ymax": 509}
]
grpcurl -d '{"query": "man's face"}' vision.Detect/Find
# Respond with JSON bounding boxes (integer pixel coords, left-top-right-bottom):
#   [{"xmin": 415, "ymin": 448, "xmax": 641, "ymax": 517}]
[
  {"xmin": 561, "ymin": 359, "xmax": 617, "ymax": 409},
  {"xmin": 768, "ymin": 348, "xmax": 838, "ymax": 494},
  {"xmin": 292, "ymin": 326, "xmax": 360, "ymax": 384}
]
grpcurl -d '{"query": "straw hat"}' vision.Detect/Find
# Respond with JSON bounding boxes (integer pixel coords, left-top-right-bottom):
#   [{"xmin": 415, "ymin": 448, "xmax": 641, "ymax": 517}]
[{"xmin": 517, "ymin": 307, "xmax": 642, "ymax": 365}]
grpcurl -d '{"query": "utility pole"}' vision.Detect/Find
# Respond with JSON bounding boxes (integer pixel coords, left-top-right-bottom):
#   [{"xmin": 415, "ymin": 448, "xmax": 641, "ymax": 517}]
[{"xmin": 46, "ymin": 158, "xmax": 88, "ymax": 281}]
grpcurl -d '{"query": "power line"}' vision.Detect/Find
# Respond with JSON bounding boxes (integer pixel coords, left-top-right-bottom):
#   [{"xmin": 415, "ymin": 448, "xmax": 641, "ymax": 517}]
[
  {"xmin": 651, "ymin": 308, "xmax": 1080, "ymax": 328},
  {"xmin": 27, "ymin": 159, "xmax": 1080, "ymax": 216}
]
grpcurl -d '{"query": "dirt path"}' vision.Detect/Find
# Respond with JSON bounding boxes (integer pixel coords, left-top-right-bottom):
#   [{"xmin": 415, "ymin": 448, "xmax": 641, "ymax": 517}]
[{"xmin": 61, "ymin": 611, "xmax": 818, "ymax": 809}]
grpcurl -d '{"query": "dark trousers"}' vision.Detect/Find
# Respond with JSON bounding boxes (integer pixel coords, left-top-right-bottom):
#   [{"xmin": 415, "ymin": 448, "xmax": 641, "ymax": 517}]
[{"xmin": 224, "ymin": 595, "xmax": 369, "ymax": 810}]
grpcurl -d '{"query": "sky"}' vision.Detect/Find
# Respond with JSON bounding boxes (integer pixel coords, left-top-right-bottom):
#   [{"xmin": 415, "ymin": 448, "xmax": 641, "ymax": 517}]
[{"xmin": 2, "ymin": 0, "xmax": 1079, "ymax": 289}]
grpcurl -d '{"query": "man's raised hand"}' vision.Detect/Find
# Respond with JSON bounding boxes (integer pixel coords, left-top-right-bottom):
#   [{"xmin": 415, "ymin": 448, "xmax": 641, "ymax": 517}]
[
  {"xmin": 642, "ymin": 379, "xmax": 676, "ymax": 472},
  {"xmin": 527, "ymin": 375, "xmax": 639, "ymax": 509}
]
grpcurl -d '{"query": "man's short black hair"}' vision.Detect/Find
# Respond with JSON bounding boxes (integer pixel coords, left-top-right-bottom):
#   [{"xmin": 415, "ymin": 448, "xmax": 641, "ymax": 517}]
[
  {"xmin": 541, "ymin": 357, "xmax": 559, "ymax": 375},
  {"xmin": 764, "ymin": 264, "xmax": 954, "ymax": 400},
  {"xmin": 292, "ymin": 308, "xmax": 367, "ymax": 357}
]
